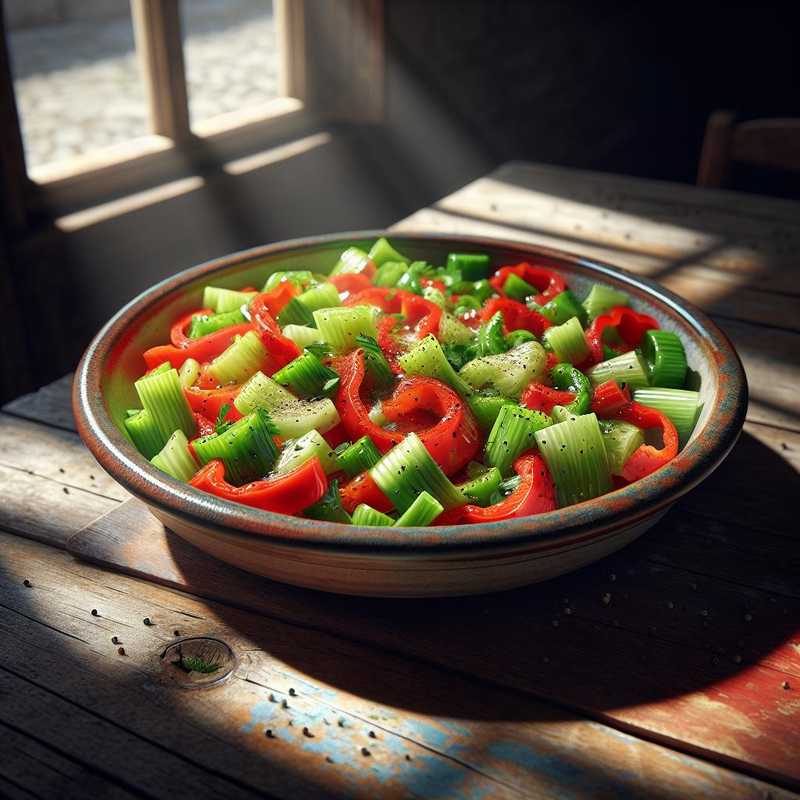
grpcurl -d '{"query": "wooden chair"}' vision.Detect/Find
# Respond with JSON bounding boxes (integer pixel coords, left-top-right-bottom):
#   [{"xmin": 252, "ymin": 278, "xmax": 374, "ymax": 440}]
[{"xmin": 697, "ymin": 111, "xmax": 800, "ymax": 187}]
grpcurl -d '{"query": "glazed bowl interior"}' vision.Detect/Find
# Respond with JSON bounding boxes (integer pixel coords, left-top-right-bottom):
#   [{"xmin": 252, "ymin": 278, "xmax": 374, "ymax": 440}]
[{"xmin": 78, "ymin": 232, "xmax": 747, "ymax": 553}]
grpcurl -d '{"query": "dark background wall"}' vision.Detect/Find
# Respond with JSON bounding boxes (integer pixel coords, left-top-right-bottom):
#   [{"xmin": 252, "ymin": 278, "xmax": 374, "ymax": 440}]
[{"xmin": 379, "ymin": 0, "xmax": 800, "ymax": 204}]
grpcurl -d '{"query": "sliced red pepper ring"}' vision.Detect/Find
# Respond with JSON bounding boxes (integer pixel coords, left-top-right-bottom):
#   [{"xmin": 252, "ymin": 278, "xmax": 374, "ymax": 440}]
[
  {"xmin": 481, "ymin": 298, "xmax": 551, "ymax": 338},
  {"xmin": 615, "ymin": 401, "xmax": 679, "ymax": 482},
  {"xmin": 584, "ymin": 306, "xmax": 659, "ymax": 364},
  {"xmin": 256, "ymin": 282, "xmax": 300, "ymax": 317},
  {"xmin": 376, "ymin": 315, "xmax": 406, "ymax": 373},
  {"xmin": 330, "ymin": 272, "xmax": 373, "ymax": 298},
  {"xmin": 381, "ymin": 376, "xmax": 481, "ymax": 476},
  {"xmin": 185, "ymin": 384, "xmax": 243, "ymax": 423},
  {"xmin": 490, "ymin": 263, "xmax": 566, "ymax": 305},
  {"xmin": 591, "ymin": 380, "xmax": 631, "ymax": 417},
  {"xmin": 143, "ymin": 321, "xmax": 254, "ymax": 371},
  {"xmin": 190, "ymin": 458, "xmax": 327, "ymax": 514},
  {"xmin": 344, "ymin": 287, "xmax": 441, "ymax": 341},
  {"xmin": 436, "ymin": 453, "xmax": 556, "ymax": 524},
  {"xmin": 340, "ymin": 471, "xmax": 393, "ymax": 514},
  {"xmin": 249, "ymin": 292, "xmax": 302, "ymax": 371},
  {"xmin": 521, "ymin": 383, "xmax": 576, "ymax": 415},
  {"xmin": 170, "ymin": 307, "xmax": 214, "ymax": 348}
]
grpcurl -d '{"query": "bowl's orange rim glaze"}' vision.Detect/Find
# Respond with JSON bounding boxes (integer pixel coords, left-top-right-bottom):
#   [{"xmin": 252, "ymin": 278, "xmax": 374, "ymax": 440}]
[{"xmin": 73, "ymin": 232, "xmax": 748, "ymax": 553}]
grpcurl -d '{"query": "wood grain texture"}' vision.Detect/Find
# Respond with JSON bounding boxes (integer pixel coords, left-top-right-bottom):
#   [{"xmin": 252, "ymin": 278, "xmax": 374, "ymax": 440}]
[
  {"xmin": 2, "ymin": 533, "xmax": 795, "ymax": 800},
  {"xmin": 3, "ymin": 373, "xmax": 76, "ymax": 431}
]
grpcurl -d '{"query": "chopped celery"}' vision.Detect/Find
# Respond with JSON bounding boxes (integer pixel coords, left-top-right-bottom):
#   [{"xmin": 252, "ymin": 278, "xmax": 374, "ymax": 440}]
[
  {"xmin": 539, "ymin": 290, "xmax": 588, "ymax": 327},
  {"xmin": 550, "ymin": 405, "xmax": 572, "ymax": 423},
  {"xmin": 281, "ymin": 324, "xmax": 324, "ymax": 349},
  {"xmin": 297, "ymin": 282, "xmax": 341, "ymax": 313},
  {"xmin": 587, "ymin": 350, "xmax": 649, "ymax": 389},
  {"xmin": 446, "ymin": 253, "xmax": 491, "ymax": 280},
  {"xmin": 503, "ymin": 273, "xmax": 538, "ymax": 302},
  {"xmin": 459, "ymin": 341, "xmax": 547, "ymax": 398},
  {"xmin": 202, "ymin": 286, "xmax": 257, "ymax": 313},
  {"xmin": 313, "ymin": 306, "xmax": 377, "ymax": 354},
  {"xmin": 207, "ymin": 330, "xmax": 266, "ymax": 385},
  {"xmin": 135, "ymin": 367, "xmax": 195, "ymax": 444},
  {"xmin": 352, "ymin": 504, "xmax": 395, "ymax": 526},
  {"xmin": 331, "ymin": 246, "xmax": 373, "ymax": 276},
  {"xmin": 188, "ymin": 308, "xmax": 246, "ymax": 339},
  {"xmin": 422, "ymin": 285, "xmax": 446, "ymax": 308},
  {"xmin": 356, "ymin": 335, "xmax": 394, "ymax": 390},
  {"xmin": 543, "ymin": 317, "xmax": 590, "ymax": 364},
  {"xmin": 439, "ymin": 312, "xmax": 475, "ymax": 345},
  {"xmin": 179, "ymin": 358, "xmax": 200, "ymax": 389},
  {"xmin": 485, "ymin": 404, "xmax": 553, "ymax": 476},
  {"xmin": 642, "ymin": 330, "xmax": 687, "ymax": 388},
  {"xmin": 394, "ymin": 491, "xmax": 443, "ymax": 527},
  {"xmin": 234, "ymin": 371, "xmax": 341, "ymax": 437},
  {"xmin": 599, "ymin": 419, "xmax": 644, "ymax": 475},
  {"xmin": 277, "ymin": 297, "xmax": 315, "ymax": 328},
  {"xmin": 453, "ymin": 295, "xmax": 481, "ymax": 313},
  {"xmin": 370, "ymin": 433, "xmax": 465, "ymax": 512},
  {"xmin": 582, "ymin": 284, "xmax": 629, "ymax": 320},
  {"xmin": 457, "ymin": 466, "xmax": 502, "ymax": 506},
  {"xmin": 468, "ymin": 392, "xmax": 515, "ymax": 433},
  {"xmin": 272, "ymin": 351, "xmax": 339, "ymax": 398},
  {"xmin": 534, "ymin": 412, "xmax": 612, "ymax": 506},
  {"xmin": 124, "ymin": 409, "xmax": 164, "ymax": 459},
  {"xmin": 633, "ymin": 387, "xmax": 702, "ymax": 445},
  {"xmin": 304, "ymin": 479, "xmax": 352, "ymax": 523},
  {"xmin": 193, "ymin": 408, "xmax": 278, "ymax": 485},
  {"xmin": 373, "ymin": 261, "xmax": 408, "ymax": 288},
  {"xmin": 263, "ymin": 270, "xmax": 314, "ymax": 291},
  {"xmin": 476, "ymin": 311, "xmax": 509, "ymax": 356},
  {"xmin": 505, "ymin": 329, "xmax": 536, "ymax": 349},
  {"xmin": 147, "ymin": 362, "xmax": 172, "ymax": 376},
  {"xmin": 337, "ymin": 435, "xmax": 382, "ymax": 477},
  {"xmin": 151, "ymin": 430, "xmax": 198, "ymax": 481},
  {"xmin": 399, "ymin": 334, "xmax": 475, "ymax": 397},
  {"xmin": 368, "ymin": 237, "xmax": 410, "ymax": 266},
  {"xmin": 273, "ymin": 430, "xmax": 338, "ymax": 475}
]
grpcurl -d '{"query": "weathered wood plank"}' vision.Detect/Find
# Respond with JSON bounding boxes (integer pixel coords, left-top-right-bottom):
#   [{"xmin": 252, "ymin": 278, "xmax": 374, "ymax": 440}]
[
  {"xmin": 3, "ymin": 374, "xmax": 76, "ymax": 432},
  {"xmin": 2, "ymin": 533, "xmax": 796, "ymax": 800}
]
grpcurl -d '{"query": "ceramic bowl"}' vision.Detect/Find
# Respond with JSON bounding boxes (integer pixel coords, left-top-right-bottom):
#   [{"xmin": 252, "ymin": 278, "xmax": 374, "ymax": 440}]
[{"xmin": 73, "ymin": 232, "xmax": 747, "ymax": 597}]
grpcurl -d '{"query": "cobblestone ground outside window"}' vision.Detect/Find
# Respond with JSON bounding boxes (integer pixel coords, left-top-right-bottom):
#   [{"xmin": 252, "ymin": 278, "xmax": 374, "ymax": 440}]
[{"xmin": 7, "ymin": 0, "xmax": 278, "ymax": 170}]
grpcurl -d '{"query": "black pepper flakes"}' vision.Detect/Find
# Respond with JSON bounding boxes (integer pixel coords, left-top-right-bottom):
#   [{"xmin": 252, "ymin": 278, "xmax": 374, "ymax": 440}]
[
  {"xmin": 117, "ymin": 646, "xmax": 126, "ymax": 656},
  {"xmin": 91, "ymin": 608, "xmax": 99, "ymax": 616},
  {"xmin": 303, "ymin": 727, "xmax": 314, "ymax": 738},
  {"xmin": 143, "ymin": 617, "xmax": 153, "ymax": 626},
  {"xmin": 23, "ymin": 579, "xmax": 32, "ymax": 587},
  {"xmin": 111, "ymin": 636, "xmax": 119, "ymax": 644},
  {"xmin": 361, "ymin": 747, "xmax": 371, "ymax": 757}
]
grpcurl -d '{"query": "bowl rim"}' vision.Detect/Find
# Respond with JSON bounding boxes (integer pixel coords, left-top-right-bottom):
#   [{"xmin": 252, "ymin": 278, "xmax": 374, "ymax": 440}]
[{"xmin": 73, "ymin": 230, "xmax": 748, "ymax": 553}]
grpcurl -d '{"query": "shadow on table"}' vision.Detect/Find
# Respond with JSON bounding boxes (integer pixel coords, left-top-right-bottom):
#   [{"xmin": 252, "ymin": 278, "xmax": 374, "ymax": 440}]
[{"xmin": 165, "ymin": 428, "xmax": 800, "ymax": 724}]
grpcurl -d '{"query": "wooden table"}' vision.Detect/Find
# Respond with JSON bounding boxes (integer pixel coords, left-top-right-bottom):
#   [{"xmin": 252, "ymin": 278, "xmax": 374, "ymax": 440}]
[{"xmin": 2, "ymin": 162, "xmax": 799, "ymax": 799}]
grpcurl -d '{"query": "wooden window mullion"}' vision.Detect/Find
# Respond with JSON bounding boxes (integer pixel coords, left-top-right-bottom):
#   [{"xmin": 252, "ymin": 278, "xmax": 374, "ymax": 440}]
[{"xmin": 131, "ymin": 0, "xmax": 191, "ymax": 142}]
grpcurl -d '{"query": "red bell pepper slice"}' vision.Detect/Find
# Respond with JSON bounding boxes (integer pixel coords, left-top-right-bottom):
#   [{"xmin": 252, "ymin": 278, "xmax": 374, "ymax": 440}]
[
  {"xmin": 143, "ymin": 322, "xmax": 254, "ymax": 371},
  {"xmin": 376, "ymin": 315, "xmax": 406, "ymax": 373},
  {"xmin": 193, "ymin": 412, "xmax": 216, "ymax": 438},
  {"xmin": 591, "ymin": 380, "xmax": 631, "ymax": 417},
  {"xmin": 481, "ymin": 298, "xmax": 551, "ymax": 338},
  {"xmin": 330, "ymin": 272, "xmax": 373, "ymax": 297},
  {"xmin": 184, "ymin": 384, "xmax": 243, "ymax": 423},
  {"xmin": 420, "ymin": 277, "xmax": 446, "ymax": 293},
  {"xmin": 344, "ymin": 287, "xmax": 441, "ymax": 340},
  {"xmin": 436, "ymin": 454, "xmax": 556, "ymax": 524},
  {"xmin": 490, "ymin": 263, "xmax": 566, "ymax": 305},
  {"xmin": 340, "ymin": 471, "xmax": 393, "ymax": 514},
  {"xmin": 249, "ymin": 292, "xmax": 302, "ymax": 371},
  {"xmin": 170, "ymin": 307, "xmax": 214, "ymax": 348},
  {"xmin": 381, "ymin": 376, "xmax": 480, "ymax": 475},
  {"xmin": 521, "ymin": 383, "xmax": 576, "ymax": 414},
  {"xmin": 584, "ymin": 306, "xmax": 659, "ymax": 364},
  {"xmin": 256, "ymin": 282, "xmax": 300, "ymax": 317},
  {"xmin": 616, "ymin": 402, "xmax": 679, "ymax": 482},
  {"xmin": 322, "ymin": 422, "xmax": 350, "ymax": 449},
  {"xmin": 190, "ymin": 458, "xmax": 327, "ymax": 514}
]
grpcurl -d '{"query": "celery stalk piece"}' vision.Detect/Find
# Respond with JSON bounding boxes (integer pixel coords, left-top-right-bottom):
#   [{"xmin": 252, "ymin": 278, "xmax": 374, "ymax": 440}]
[
  {"xmin": 422, "ymin": 285, "xmax": 446, "ymax": 308},
  {"xmin": 641, "ymin": 330, "xmax": 688, "ymax": 389},
  {"xmin": 337, "ymin": 435, "xmax": 382, "ymax": 478},
  {"xmin": 599, "ymin": 419, "xmax": 645, "ymax": 475},
  {"xmin": 457, "ymin": 466, "xmax": 502, "ymax": 506},
  {"xmin": 534, "ymin": 412, "xmax": 612, "ymax": 506},
  {"xmin": 330, "ymin": 247, "xmax": 373, "ymax": 276},
  {"xmin": 188, "ymin": 308, "xmax": 246, "ymax": 339},
  {"xmin": 370, "ymin": 433, "xmax": 465, "ymax": 512},
  {"xmin": 587, "ymin": 350, "xmax": 649, "ymax": 389},
  {"xmin": 539, "ymin": 290, "xmax": 589, "ymax": 327},
  {"xmin": 543, "ymin": 317, "xmax": 590, "ymax": 365},
  {"xmin": 273, "ymin": 430, "xmax": 338, "ymax": 476},
  {"xmin": 439, "ymin": 312, "xmax": 476, "ymax": 345},
  {"xmin": 263, "ymin": 270, "xmax": 314, "ymax": 291},
  {"xmin": 124, "ymin": 408, "xmax": 164, "ymax": 459},
  {"xmin": 193, "ymin": 408, "xmax": 278, "ymax": 485},
  {"xmin": 356, "ymin": 335, "xmax": 395, "ymax": 390},
  {"xmin": 352, "ymin": 504, "xmax": 395, "ymax": 526},
  {"xmin": 459, "ymin": 341, "xmax": 547, "ymax": 398},
  {"xmin": 581, "ymin": 284, "xmax": 630, "ymax": 320},
  {"xmin": 202, "ymin": 286, "xmax": 257, "ymax": 314},
  {"xmin": 281, "ymin": 324, "xmax": 324, "ymax": 349},
  {"xmin": 632, "ymin": 387, "xmax": 702, "ymax": 445},
  {"xmin": 234, "ymin": 370, "xmax": 341, "ymax": 437},
  {"xmin": 368, "ymin": 237, "xmax": 410, "ymax": 267},
  {"xmin": 398, "ymin": 334, "xmax": 475, "ymax": 398},
  {"xmin": 468, "ymin": 393, "xmax": 515, "ymax": 433},
  {"xmin": 485, "ymin": 404, "xmax": 553, "ymax": 477},
  {"xmin": 134, "ymin": 367, "xmax": 195, "ymax": 444},
  {"xmin": 313, "ymin": 306, "xmax": 377, "ymax": 354},
  {"xmin": 476, "ymin": 311, "xmax": 509, "ymax": 357},
  {"xmin": 304, "ymin": 479, "xmax": 352, "ymax": 523},
  {"xmin": 277, "ymin": 297, "xmax": 315, "ymax": 328},
  {"xmin": 503, "ymin": 273, "xmax": 539, "ymax": 302},
  {"xmin": 272, "ymin": 351, "xmax": 339, "ymax": 398},
  {"xmin": 373, "ymin": 261, "xmax": 408, "ymax": 288},
  {"xmin": 393, "ymin": 491, "xmax": 444, "ymax": 527},
  {"xmin": 179, "ymin": 358, "xmax": 200, "ymax": 389},
  {"xmin": 151, "ymin": 430, "xmax": 198, "ymax": 482},
  {"xmin": 207, "ymin": 330, "xmax": 267, "ymax": 386},
  {"xmin": 446, "ymin": 253, "xmax": 491, "ymax": 281},
  {"xmin": 505, "ymin": 329, "xmax": 537, "ymax": 349},
  {"xmin": 297, "ymin": 282, "xmax": 341, "ymax": 313}
]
